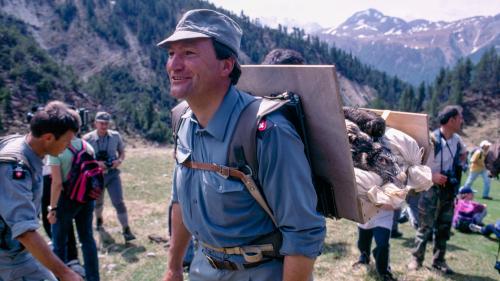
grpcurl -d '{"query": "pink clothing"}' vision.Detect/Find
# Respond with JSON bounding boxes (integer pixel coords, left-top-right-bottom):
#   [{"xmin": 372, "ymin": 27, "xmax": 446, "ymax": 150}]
[{"xmin": 453, "ymin": 199, "xmax": 485, "ymax": 227}]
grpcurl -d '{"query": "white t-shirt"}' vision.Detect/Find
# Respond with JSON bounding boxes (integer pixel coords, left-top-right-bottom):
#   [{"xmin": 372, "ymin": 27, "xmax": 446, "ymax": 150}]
[
  {"xmin": 427, "ymin": 131, "xmax": 466, "ymax": 173},
  {"xmin": 358, "ymin": 209, "xmax": 394, "ymax": 230}
]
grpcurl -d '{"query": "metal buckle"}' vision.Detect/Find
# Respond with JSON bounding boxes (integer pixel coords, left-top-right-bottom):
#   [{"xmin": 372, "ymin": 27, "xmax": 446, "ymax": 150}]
[
  {"xmin": 205, "ymin": 255, "xmax": 239, "ymax": 270},
  {"xmin": 214, "ymin": 164, "xmax": 230, "ymax": 178}
]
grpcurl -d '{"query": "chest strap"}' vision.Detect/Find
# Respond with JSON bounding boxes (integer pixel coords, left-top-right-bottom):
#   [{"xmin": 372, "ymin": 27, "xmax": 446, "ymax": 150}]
[
  {"xmin": 200, "ymin": 241, "xmax": 274, "ymax": 263},
  {"xmin": 182, "ymin": 161, "xmax": 278, "ymax": 227}
]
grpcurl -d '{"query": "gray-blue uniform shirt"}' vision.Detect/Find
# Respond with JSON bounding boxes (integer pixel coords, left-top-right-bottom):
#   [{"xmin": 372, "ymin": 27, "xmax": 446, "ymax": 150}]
[
  {"xmin": 83, "ymin": 129, "xmax": 125, "ymax": 176},
  {"xmin": 172, "ymin": 86, "xmax": 326, "ymax": 263},
  {"xmin": 0, "ymin": 136, "xmax": 43, "ymax": 266}
]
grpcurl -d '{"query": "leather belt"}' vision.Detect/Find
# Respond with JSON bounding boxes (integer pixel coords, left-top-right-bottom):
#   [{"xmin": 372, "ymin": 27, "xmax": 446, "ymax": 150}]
[
  {"xmin": 201, "ymin": 241, "xmax": 274, "ymax": 263},
  {"xmin": 205, "ymin": 254, "xmax": 272, "ymax": 270}
]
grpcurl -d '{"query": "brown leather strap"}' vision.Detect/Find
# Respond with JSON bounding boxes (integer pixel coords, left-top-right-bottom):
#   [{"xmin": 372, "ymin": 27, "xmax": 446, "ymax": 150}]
[
  {"xmin": 182, "ymin": 161, "xmax": 278, "ymax": 227},
  {"xmin": 183, "ymin": 161, "xmax": 245, "ymax": 180}
]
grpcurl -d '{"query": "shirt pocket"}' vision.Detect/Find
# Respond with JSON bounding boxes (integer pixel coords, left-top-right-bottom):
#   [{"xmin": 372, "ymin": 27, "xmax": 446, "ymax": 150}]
[
  {"xmin": 202, "ymin": 171, "xmax": 244, "ymax": 193},
  {"xmin": 202, "ymin": 171, "xmax": 254, "ymax": 225}
]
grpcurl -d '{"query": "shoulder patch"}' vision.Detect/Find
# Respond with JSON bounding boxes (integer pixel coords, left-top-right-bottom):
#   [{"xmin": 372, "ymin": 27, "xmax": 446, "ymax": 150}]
[
  {"xmin": 258, "ymin": 119, "xmax": 268, "ymax": 131},
  {"xmin": 12, "ymin": 164, "xmax": 27, "ymax": 180},
  {"xmin": 257, "ymin": 118, "xmax": 275, "ymax": 137}
]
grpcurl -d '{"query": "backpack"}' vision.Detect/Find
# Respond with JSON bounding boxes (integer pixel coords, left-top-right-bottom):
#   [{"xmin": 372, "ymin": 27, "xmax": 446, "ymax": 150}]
[
  {"xmin": 63, "ymin": 141, "xmax": 103, "ymax": 203},
  {"xmin": 172, "ymin": 92, "xmax": 334, "ymax": 226}
]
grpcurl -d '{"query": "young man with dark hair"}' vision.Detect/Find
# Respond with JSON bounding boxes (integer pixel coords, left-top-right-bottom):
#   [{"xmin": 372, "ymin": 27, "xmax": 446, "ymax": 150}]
[
  {"xmin": 408, "ymin": 105, "xmax": 467, "ymax": 274},
  {"xmin": 158, "ymin": 9, "xmax": 325, "ymax": 281},
  {"xmin": 0, "ymin": 101, "xmax": 82, "ymax": 281},
  {"xmin": 47, "ymin": 110, "xmax": 100, "ymax": 281}
]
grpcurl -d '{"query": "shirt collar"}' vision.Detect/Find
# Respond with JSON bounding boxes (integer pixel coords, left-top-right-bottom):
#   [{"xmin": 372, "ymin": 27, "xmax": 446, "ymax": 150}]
[
  {"xmin": 188, "ymin": 86, "xmax": 239, "ymax": 141},
  {"xmin": 22, "ymin": 137, "xmax": 43, "ymax": 174}
]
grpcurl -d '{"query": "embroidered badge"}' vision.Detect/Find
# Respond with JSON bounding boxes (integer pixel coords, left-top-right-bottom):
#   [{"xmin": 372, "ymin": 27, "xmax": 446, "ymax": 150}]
[
  {"xmin": 12, "ymin": 165, "xmax": 26, "ymax": 180},
  {"xmin": 258, "ymin": 119, "xmax": 267, "ymax": 131}
]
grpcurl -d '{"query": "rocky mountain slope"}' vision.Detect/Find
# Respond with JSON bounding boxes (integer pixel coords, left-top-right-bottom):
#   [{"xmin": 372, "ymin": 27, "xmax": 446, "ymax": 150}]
[
  {"xmin": 317, "ymin": 9, "xmax": 500, "ymax": 84},
  {"xmin": 0, "ymin": 0, "xmax": 388, "ymax": 141}
]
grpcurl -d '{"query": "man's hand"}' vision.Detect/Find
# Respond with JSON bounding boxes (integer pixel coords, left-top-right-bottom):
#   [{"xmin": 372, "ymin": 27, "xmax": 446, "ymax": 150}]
[
  {"xmin": 111, "ymin": 159, "xmax": 122, "ymax": 169},
  {"xmin": 17, "ymin": 231, "xmax": 83, "ymax": 281},
  {"xmin": 97, "ymin": 161, "xmax": 107, "ymax": 169},
  {"xmin": 432, "ymin": 172, "xmax": 447, "ymax": 186},
  {"xmin": 47, "ymin": 211, "xmax": 57, "ymax": 224},
  {"xmin": 162, "ymin": 269, "xmax": 184, "ymax": 281},
  {"xmin": 59, "ymin": 270, "xmax": 84, "ymax": 281}
]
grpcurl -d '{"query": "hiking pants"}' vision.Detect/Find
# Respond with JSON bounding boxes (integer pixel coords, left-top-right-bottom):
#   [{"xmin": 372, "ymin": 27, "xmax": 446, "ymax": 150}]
[
  {"xmin": 412, "ymin": 185, "xmax": 455, "ymax": 264},
  {"xmin": 95, "ymin": 169, "xmax": 129, "ymax": 228},
  {"xmin": 52, "ymin": 199, "xmax": 99, "ymax": 281},
  {"xmin": 189, "ymin": 247, "xmax": 289, "ymax": 281},
  {"xmin": 463, "ymin": 169, "xmax": 491, "ymax": 197},
  {"xmin": 357, "ymin": 227, "xmax": 391, "ymax": 275},
  {"xmin": 41, "ymin": 175, "xmax": 78, "ymax": 261}
]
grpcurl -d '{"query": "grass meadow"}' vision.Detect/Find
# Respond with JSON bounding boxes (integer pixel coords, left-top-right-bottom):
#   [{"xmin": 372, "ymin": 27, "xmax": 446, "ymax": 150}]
[{"xmin": 93, "ymin": 145, "xmax": 500, "ymax": 280}]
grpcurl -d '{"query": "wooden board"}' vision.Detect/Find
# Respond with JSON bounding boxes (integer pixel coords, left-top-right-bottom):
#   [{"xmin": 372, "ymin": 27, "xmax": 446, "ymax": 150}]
[
  {"xmin": 237, "ymin": 65, "xmax": 363, "ymax": 222},
  {"xmin": 362, "ymin": 109, "xmax": 431, "ymax": 163}
]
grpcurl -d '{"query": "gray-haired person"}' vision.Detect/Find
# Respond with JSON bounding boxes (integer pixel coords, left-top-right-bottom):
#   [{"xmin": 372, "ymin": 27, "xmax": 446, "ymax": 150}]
[{"xmin": 83, "ymin": 111, "xmax": 135, "ymax": 242}]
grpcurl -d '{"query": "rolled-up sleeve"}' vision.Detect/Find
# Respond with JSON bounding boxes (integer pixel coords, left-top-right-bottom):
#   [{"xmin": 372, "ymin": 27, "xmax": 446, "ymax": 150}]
[
  {"xmin": 256, "ymin": 113, "xmax": 326, "ymax": 259},
  {"xmin": 0, "ymin": 164, "xmax": 39, "ymax": 239}
]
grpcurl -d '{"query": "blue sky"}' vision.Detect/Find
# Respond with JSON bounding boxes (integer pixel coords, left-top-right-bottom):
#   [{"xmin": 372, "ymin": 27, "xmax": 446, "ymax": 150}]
[{"xmin": 208, "ymin": 0, "xmax": 500, "ymax": 28}]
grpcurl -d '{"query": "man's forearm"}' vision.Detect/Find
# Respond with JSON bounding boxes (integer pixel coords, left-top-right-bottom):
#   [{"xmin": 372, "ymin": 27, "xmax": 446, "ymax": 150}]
[
  {"xmin": 283, "ymin": 255, "xmax": 315, "ymax": 281},
  {"xmin": 17, "ymin": 230, "xmax": 73, "ymax": 278},
  {"xmin": 167, "ymin": 203, "xmax": 192, "ymax": 270}
]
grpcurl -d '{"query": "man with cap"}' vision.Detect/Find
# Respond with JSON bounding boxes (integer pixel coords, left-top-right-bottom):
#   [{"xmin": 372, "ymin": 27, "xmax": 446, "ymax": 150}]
[
  {"xmin": 158, "ymin": 9, "xmax": 325, "ymax": 281},
  {"xmin": 0, "ymin": 101, "xmax": 82, "ymax": 281},
  {"xmin": 83, "ymin": 111, "xmax": 135, "ymax": 242},
  {"xmin": 408, "ymin": 105, "xmax": 467, "ymax": 274},
  {"xmin": 462, "ymin": 140, "xmax": 492, "ymax": 199}
]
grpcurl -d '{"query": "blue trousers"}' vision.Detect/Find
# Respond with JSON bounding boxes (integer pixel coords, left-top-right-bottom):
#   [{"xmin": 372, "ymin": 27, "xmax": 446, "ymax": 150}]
[
  {"xmin": 463, "ymin": 169, "xmax": 491, "ymax": 197},
  {"xmin": 52, "ymin": 199, "xmax": 99, "ymax": 281},
  {"xmin": 357, "ymin": 227, "xmax": 391, "ymax": 275},
  {"xmin": 189, "ymin": 247, "xmax": 287, "ymax": 281}
]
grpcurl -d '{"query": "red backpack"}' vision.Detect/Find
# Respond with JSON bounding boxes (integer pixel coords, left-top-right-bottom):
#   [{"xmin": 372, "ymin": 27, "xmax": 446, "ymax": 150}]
[{"xmin": 63, "ymin": 141, "xmax": 104, "ymax": 203}]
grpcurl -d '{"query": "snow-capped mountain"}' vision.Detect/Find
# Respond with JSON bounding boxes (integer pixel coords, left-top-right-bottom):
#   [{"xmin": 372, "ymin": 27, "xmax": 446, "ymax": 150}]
[
  {"xmin": 317, "ymin": 9, "xmax": 500, "ymax": 84},
  {"xmin": 255, "ymin": 16, "xmax": 324, "ymax": 34}
]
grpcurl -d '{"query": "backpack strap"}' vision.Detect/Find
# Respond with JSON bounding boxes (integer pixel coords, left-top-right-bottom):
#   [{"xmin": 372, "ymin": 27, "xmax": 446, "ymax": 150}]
[
  {"xmin": 171, "ymin": 101, "xmax": 190, "ymax": 160},
  {"xmin": 182, "ymin": 161, "xmax": 278, "ymax": 227},
  {"xmin": 175, "ymin": 95, "xmax": 290, "ymax": 228},
  {"xmin": 228, "ymin": 96, "xmax": 291, "ymax": 176},
  {"xmin": 432, "ymin": 129, "xmax": 441, "ymax": 157}
]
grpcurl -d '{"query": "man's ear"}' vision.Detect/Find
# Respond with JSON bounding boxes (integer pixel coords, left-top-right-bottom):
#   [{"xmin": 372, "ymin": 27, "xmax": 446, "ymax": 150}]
[
  {"xmin": 40, "ymin": 133, "xmax": 56, "ymax": 143},
  {"xmin": 220, "ymin": 57, "xmax": 235, "ymax": 77}
]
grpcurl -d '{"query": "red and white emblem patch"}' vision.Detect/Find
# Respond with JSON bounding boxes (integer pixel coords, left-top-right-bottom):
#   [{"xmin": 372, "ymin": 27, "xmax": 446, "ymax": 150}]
[{"xmin": 258, "ymin": 119, "xmax": 267, "ymax": 131}]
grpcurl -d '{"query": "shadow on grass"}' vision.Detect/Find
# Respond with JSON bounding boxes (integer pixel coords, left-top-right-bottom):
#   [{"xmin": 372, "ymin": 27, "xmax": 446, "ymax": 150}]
[
  {"xmin": 430, "ymin": 269, "xmax": 499, "ymax": 281},
  {"xmin": 322, "ymin": 241, "xmax": 349, "ymax": 259},
  {"xmin": 98, "ymin": 229, "xmax": 146, "ymax": 263},
  {"xmin": 101, "ymin": 243, "xmax": 146, "ymax": 263},
  {"xmin": 398, "ymin": 235, "xmax": 468, "ymax": 252}
]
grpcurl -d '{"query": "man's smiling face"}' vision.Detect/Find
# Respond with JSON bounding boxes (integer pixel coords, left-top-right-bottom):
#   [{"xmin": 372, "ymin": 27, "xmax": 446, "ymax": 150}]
[{"xmin": 166, "ymin": 38, "xmax": 224, "ymax": 101}]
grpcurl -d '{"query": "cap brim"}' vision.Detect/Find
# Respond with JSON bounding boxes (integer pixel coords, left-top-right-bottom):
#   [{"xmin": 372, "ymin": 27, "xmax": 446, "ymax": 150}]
[{"xmin": 157, "ymin": 30, "xmax": 211, "ymax": 48}]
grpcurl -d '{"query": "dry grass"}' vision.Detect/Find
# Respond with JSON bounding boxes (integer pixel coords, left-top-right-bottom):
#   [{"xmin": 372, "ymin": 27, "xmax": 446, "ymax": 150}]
[{"xmin": 96, "ymin": 145, "xmax": 500, "ymax": 281}]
